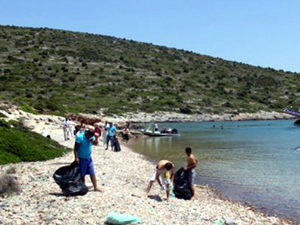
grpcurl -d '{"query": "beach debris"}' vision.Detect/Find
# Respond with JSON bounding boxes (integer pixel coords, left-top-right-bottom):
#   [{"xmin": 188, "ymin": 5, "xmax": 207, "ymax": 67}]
[
  {"xmin": 104, "ymin": 211, "xmax": 141, "ymax": 224},
  {"xmin": 53, "ymin": 162, "xmax": 88, "ymax": 196},
  {"xmin": 213, "ymin": 217, "xmax": 237, "ymax": 225},
  {"xmin": 173, "ymin": 168, "xmax": 192, "ymax": 200},
  {"xmin": 213, "ymin": 218, "xmax": 226, "ymax": 225}
]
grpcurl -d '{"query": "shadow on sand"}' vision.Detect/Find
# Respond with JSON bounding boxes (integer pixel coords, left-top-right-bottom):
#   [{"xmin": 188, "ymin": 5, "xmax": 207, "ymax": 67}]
[{"xmin": 148, "ymin": 195, "xmax": 163, "ymax": 202}]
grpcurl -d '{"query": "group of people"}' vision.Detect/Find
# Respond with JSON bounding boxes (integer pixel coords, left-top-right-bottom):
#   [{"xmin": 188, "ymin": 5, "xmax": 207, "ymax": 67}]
[
  {"xmin": 67, "ymin": 118, "xmax": 198, "ymax": 201},
  {"xmin": 62, "ymin": 118, "xmax": 89, "ymax": 141},
  {"xmin": 62, "ymin": 118, "xmax": 127, "ymax": 148},
  {"xmin": 145, "ymin": 147, "xmax": 198, "ymax": 201},
  {"xmin": 71, "ymin": 121, "xmax": 126, "ymax": 193},
  {"xmin": 71, "ymin": 121, "xmax": 114, "ymax": 193}
]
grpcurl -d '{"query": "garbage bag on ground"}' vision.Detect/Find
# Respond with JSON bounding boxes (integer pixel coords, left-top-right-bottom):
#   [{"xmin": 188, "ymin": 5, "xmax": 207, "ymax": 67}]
[
  {"xmin": 173, "ymin": 167, "xmax": 192, "ymax": 200},
  {"xmin": 53, "ymin": 162, "xmax": 88, "ymax": 196},
  {"xmin": 112, "ymin": 136, "xmax": 121, "ymax": 152},
  {"xmin": 104, "ymin": 211, "xmax": 141, "ymax": 224}
]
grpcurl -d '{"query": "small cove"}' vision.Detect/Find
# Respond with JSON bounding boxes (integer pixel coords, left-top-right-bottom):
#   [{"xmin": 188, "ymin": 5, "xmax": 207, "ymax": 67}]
[{"xmin": 128, "ymin": 119, "xmax": 300, "ymax": 222}]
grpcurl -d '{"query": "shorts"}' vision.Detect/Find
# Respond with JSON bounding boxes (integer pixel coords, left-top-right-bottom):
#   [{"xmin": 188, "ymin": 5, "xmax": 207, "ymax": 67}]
[
  {"xmin": 186, "ymin": 169, "xmax": 196, "ymax": 185},
  {"xmin": 79, "ymin": 158, "xmax": 95, "ymax": 177},
  {"xmin": 150, "ymin": 167, "xmax": 170, "ymax": 185},
  {"xmin": 123, "ymin": 134, "xmax": 129, "ymax": 141}
]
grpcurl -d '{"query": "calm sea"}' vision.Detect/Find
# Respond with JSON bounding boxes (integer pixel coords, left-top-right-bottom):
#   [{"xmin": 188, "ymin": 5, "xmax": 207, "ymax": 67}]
[{"xmin": 128, "ymin": 119, "xmax": 300, "ymax": 222}]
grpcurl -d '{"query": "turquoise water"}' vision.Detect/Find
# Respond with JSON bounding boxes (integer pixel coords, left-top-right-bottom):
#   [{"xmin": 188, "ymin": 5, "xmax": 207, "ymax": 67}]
[{"xmin": 129, "ymin": 120, "xmax": 300, "ymax": 222}]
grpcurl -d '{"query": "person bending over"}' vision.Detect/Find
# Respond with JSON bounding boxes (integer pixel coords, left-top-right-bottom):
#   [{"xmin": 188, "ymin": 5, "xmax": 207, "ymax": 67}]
[{"xmin": 145, "ymin": 160, "xmax": 174, "ymax": 201}]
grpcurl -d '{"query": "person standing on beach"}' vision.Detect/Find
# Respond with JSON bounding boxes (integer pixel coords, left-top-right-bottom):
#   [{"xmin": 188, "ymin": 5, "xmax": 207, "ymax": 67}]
[
  {"xmin": 62, "ymin": 118, "xmax": 70, "ymax": 141},
  {"xmin": 93, "ymin": 123, "xmax": 101, "ymax": 143},
  {"xmin": 184, "ymin": 147, "xmax": 198, "ymax": 200},
  {"xmin": 105, "ymin": 122, "xmax": 117, "ymax": 150},
  {"xmin": 122, "ymin": 125, "xmax": 130, "ymax": 143},
  {"xmin": 145, "ymin": 160, "xmax": 175, "ymax": 201},
  {"xmin": 74, "ymin": 127, "xmax": 102, "ymax": 192},
  {"xmin": 102, "ymin": 121, "xmax": 108, "ymax": 146},
  {"xmin": 74, "ymin": 121, "xmax": 86, "ymax": 136}
]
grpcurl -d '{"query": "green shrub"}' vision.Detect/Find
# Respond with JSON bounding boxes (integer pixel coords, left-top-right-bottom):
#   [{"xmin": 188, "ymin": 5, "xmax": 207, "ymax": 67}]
[
  {"xmin": 0, "ymin": 112, "xmax": 7, "ymax": 118},
  {"xmin": 0, "ymin": 125, "xmax": 70, "ymax": 165},
  {"xmin": 20, "ymin": 103, "xmax": 37, "ymax": 115},
  {"xmin": 45, "ymin": 100, "xmax": 63, "ymax": 112},
  {"xmin": 180, "ymin": 106, "xmax": 193, "ymax": 114},
  {"xmin": 0, "ymin": 119, "xmax": 10, "ymax": 128}
]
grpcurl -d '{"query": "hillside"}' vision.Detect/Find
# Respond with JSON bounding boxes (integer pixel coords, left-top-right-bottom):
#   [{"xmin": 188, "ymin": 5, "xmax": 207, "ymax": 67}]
[
  {"xmin": 0, "ymin": 118, "xmax": 70, "ymax": 165},
  {"xmin": 0, "ymin": 25, "xmax": 299, "ymax": 116}
]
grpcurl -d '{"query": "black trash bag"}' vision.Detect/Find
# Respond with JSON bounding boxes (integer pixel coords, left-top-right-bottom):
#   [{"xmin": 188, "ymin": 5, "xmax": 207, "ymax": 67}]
[
  {"xmin": 171, "ymin": 128, "xmax": 178, "ymax": 134},
  {"xmin": 173, "ymin": 168, "xmax": 192, "ymax": 200},
  {"xmin": 53, "ymin": 162, "xmax": 88, "ymax": 196},
  {"xmin": 62, "ymin": 181, "xmax": 88, "ymax": 197},
  {"xmin": 112, "ymin": 136, "xmax": 121, "ymax": 152}
]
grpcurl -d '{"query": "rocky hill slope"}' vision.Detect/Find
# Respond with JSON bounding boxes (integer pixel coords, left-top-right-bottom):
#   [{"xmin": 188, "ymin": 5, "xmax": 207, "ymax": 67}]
[{"xmin": 0, "ymin": 25, "xmax": 299, "ymax": 116}]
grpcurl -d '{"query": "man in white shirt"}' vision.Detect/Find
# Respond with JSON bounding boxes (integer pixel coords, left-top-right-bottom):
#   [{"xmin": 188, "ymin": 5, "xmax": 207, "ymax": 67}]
[{"xmin": 62, "ymin": 118, "xmax": 70, "ymax": 141}]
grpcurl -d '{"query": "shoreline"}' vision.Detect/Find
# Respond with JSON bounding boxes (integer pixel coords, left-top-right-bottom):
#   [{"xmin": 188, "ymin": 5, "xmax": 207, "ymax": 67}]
[
  {"xmin": 0, "ymin": 106, "xmax": 298, "ymax": 224},
  {"xmin": 99, "ymin": 110, "xmax": 297, "ymax": 124},
  {"xmin": 0, "ymin": 134, "xmax": 296, "ymax": 224},
  {"xmin": 126, "ymin": 134, "xmax": 299, "ymax": 224}
]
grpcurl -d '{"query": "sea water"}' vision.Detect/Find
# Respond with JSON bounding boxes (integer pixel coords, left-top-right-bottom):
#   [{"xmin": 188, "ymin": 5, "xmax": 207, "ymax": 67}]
[{"xmin": 128, "ymin": 119, "xmax": 300, "ymax": 222}]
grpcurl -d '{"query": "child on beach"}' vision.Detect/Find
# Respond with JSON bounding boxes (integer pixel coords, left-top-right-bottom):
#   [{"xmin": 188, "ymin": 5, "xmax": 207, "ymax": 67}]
[
  {"xmin": 145, "ymin": 160, "xmax": 175, "ymax": 201},
  {"xmin": 74, "ymin": 127, "xmax": 102, "ymax": 192}
]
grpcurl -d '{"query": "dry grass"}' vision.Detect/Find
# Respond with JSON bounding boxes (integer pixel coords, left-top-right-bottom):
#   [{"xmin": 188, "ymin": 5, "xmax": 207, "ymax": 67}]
[{"xmin": 0, "ymin": 174, "xmax": 21, "ymax": 195}]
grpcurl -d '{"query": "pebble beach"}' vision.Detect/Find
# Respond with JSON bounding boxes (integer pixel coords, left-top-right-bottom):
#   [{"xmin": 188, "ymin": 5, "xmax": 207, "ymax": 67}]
[{"xmin": 0, "ymin": 107, "xmax": 297, "ymax": 224}]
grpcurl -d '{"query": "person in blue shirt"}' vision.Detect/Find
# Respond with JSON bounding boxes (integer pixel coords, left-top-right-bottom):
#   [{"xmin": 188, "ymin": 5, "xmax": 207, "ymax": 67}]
[
  {"xmin": 74, "ymin": 128, "xmax": 102, "ymax": 192},
  {"xmin": 105, "ymin": 122, "xmax": 117, "ymax": 150}
]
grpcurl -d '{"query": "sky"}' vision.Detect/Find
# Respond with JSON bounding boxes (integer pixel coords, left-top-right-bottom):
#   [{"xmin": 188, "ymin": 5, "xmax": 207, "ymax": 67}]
[{"xmin": 1, "ymin": 0, "xmax": 300, "ymax": 73}]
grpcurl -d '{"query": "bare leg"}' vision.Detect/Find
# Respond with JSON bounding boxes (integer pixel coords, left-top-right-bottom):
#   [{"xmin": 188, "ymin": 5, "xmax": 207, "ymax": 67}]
[
  {"xmin": 145, "ymin": 181, "xmax": 154, "ymax": 198},
  {"xmin": 90, "ymin": 174, "xmax": 103, "ymax": 192},
  {"xmin": 166, "ymin": 184, "xmax": 171, "ymax": 201},
  {"xmin": 189, "ymin": 184, "xmax": 195, "ymax": 200},
  {"xmin": 63, "ymin": 128, "xmax": 67, "ymax": 141}
]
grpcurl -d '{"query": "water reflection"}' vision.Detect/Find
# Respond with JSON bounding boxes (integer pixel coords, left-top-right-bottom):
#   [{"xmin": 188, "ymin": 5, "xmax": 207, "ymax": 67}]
[
  {"xmin": 138, "ymin": 136, "xmax": 180, "ymax": 154},
  {"xmin": 130, "ymin": 135, "xmax": 187, "ymax": 167}
]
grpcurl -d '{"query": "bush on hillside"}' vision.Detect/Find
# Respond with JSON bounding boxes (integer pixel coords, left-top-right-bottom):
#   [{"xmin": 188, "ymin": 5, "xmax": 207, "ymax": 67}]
[
  {"xmin": 0, "ymin": 112, "xmax": 7, "ymax": 118},
  {"xmin": 0, "ymin": 119, "xmax": 9, "ymax": 128},
  {"xmin": 20, "ymin": 103, "xmax": 37, "ymax": 115},
  {"xmin": 180, "ymin": 106, "xmax": 193, "ymax": 114},
  {"xmin": 0, "ymin": 120, "xmax": 70, "ymax": 165}
]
